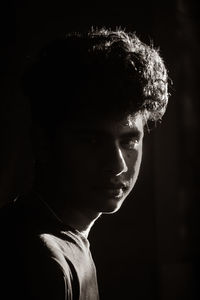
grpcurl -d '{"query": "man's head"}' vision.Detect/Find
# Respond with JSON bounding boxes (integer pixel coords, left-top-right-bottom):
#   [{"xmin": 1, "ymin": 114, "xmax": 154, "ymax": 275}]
[{"xmin": 22, "ymin": 28, "xmax": 169, "ymax": 214}]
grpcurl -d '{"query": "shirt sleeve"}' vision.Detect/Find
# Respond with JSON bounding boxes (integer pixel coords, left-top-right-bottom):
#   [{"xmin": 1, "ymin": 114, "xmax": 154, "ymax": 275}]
[
  {"xmin": 21, "ymin": 236, "xmax": 76, "ymax": 300},
  {"xmin": 27, "ymin": 257, "xmax": 68, "ymax": 300}
]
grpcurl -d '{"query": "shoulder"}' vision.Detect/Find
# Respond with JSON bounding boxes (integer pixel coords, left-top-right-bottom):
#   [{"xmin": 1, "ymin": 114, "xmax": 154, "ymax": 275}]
[
  {"xmin": 0, "ymin": 200, "xmax": 79, "ymax": 300},
  {"xmin": 1, "ymin": 230, "xmax": 78, "ymax": 300},
  {"xmin": 24, "ymin": 232, "xmax": 79, "ymax": 300},
  {"xmin": 0, "ymin": 201, "xmax": 17, "ymax": 245},
  {"xmin": 0, "ymin": 201, "xmax": 15, "ymax": 223}
]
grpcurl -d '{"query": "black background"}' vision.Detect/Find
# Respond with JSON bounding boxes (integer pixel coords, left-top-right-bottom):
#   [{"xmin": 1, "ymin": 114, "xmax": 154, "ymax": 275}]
[{"xmin": 0, "ymin": 1, "xmax": 199, "ymax": 299}]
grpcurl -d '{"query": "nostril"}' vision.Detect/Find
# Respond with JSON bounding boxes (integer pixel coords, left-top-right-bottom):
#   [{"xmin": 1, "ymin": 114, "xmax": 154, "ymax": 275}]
[
  {"xmin": 116, "ymin": 164, "xmax": 128, "ymax": 176},
  {"xmin": 103, "ymin": 161, "xmax": 128, "ymax": 176}
]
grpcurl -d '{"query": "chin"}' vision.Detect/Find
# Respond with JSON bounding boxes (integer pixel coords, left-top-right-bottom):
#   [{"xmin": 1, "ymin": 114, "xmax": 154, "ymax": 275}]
[
  {"xmin": 101, "ymin": 206, "xmax": 122, "ymax": 214},
  {"xmin": 81, "ymin": 188, "xmax": 131, "ymax": 214},
  {"xmin": 96, "ymin": 196, "xmax": 126, "ymax": 214}
]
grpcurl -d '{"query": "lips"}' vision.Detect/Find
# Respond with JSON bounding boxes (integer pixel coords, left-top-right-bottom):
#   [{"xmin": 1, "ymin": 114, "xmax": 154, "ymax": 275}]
[{"xmin": 93, "ymin": 182, "xmax": 129, "ymax": 198}]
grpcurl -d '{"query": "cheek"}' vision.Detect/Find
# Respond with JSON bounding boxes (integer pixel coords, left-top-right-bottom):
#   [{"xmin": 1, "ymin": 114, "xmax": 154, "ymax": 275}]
[
  {"xmin": 126, "ymin": 145, "xmax": 143, "ymax": 175},
  {"xmin": 57, "ymin": 146, "xmax": 98, "ymax": 179}
]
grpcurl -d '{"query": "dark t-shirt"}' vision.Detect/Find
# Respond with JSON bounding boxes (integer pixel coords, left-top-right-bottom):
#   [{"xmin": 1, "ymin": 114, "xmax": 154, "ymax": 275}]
[{"xmin": 0, "ymin": 194, "xmax": 99, "ymax": 300}]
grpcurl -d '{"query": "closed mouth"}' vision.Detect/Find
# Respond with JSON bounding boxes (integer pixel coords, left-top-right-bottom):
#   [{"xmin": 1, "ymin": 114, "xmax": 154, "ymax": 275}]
[
  {"xmin": 94, "ymin": 184, "xmax": 127, "ymax": 189},
  {"xmin": 93, "ymin": 183, "xmax": 129, "ymax": 196}
]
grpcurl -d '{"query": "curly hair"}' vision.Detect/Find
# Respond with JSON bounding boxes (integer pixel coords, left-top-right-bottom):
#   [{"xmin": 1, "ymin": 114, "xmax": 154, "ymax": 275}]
[{"xmin": 22, "ymin": 27, "xmax": 169, "ymax": 131}]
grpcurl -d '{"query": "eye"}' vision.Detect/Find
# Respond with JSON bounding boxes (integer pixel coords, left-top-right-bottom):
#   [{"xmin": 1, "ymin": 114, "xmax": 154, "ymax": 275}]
[{"xmin": 121, "ymin": 138, "xmax": 139, "ymax": 150}]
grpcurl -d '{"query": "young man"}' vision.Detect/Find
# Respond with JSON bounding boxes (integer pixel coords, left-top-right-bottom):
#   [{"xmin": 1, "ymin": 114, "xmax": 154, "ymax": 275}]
[{"xmin": 0, "ymin": 28, "xmax": 169, "ymax": 299}]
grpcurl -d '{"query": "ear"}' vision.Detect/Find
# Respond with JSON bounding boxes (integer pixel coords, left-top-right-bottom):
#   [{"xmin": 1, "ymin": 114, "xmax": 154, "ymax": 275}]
[{"xmin": 31, "ymin": 124, "xmax": 52, "ymax": 164}]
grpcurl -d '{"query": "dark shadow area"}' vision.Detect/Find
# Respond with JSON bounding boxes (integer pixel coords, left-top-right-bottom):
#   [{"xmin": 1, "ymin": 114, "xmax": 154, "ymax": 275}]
[{"xmin": 1, "ymin": 1, "xmax": 199, "ymax": 299}]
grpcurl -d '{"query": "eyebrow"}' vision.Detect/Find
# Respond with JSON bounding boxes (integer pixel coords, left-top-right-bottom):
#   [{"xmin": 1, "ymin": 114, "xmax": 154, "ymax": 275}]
[
  {"xmin": 68, "ymin": 128, "xmax": 143, "ymax": 139},
  {"xmin": 119, "ymin": 131, "xmax": 143, "ymax": 139}
]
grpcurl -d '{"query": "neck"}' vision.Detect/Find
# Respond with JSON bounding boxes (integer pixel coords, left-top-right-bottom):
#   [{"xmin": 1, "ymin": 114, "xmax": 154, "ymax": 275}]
[
  {"xmin": 59, "ymin": 208, "xmax": 101, "ymax": 238},
  {"xmin": 34, "ymin": 188, "xmax": 101, "ymax": 238}
]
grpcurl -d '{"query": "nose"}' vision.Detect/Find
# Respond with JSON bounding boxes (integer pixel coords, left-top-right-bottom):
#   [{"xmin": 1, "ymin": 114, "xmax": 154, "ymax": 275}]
[
  {"xmin": 104, "ymin": 143, "xmax": 128, "ymax": 176},
  {"xmin": 116, "ymin": 147, "xmax": 128, "ymax": 176}
]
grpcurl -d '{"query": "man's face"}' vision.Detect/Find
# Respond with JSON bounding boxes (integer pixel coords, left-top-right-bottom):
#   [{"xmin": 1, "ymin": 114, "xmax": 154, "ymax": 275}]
[{"xmin": 49, "ymin": 112, "xmax": 144, "ymax": 214}]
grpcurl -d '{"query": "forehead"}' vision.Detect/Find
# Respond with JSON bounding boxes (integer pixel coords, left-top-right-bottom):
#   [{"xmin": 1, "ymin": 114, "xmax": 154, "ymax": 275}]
[{"xmin": 65, "ymin": 112, "xmax": 144, "ymax": 136}]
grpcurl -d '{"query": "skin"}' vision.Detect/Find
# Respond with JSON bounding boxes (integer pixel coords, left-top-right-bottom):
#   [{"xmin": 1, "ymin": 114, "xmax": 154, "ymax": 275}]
[{"xmin": 35, "ymin": 112, "xmax": 144, "ymax": 237}]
